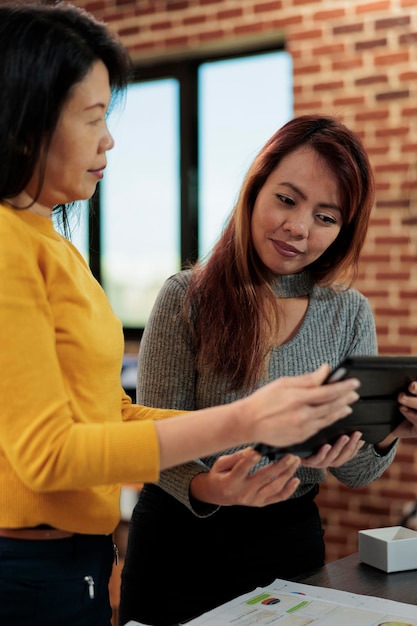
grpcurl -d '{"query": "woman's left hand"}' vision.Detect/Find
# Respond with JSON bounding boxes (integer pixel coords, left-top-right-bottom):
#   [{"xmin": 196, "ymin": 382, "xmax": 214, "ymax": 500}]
[
  {"xmin": 375, "ymin": 382, "xmax": 417, "ymax": 452},
  {"xmin": 395, "ymin": 382, "xmax": 417, "ymax": 438},
  {"xmin": 189, "ymin": 447, "xmax": 301, "ymax": 507},
  {"xmin": 302, "ymin": 382, "xmax": 417, "ymax": 464},
  {"xmin": 301, "ymin": 431, "xmax": 365, "ymax": 469}
]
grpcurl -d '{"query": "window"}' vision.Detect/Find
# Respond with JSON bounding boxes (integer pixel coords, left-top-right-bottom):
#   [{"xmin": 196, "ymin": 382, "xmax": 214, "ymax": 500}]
[
  {"xmin": 102, "ymin": 80, "xmax": 180, "ymax": 328},
  {"xmin": 54, "ymin": 200, "xmax": 89, "ymax": 261},
  {"xmin": 84, "ymin": 46, "xmax": 293, "ymax": 336},
  {"xmin": 198, "ymin": 52, "xmax": 293, "ymax": 258}
]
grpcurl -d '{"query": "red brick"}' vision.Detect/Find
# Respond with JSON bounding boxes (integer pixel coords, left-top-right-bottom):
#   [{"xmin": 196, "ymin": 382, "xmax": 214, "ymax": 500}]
[{"xmin": 72, "ymin": 0, "xmax": 417, "ymax": 579}]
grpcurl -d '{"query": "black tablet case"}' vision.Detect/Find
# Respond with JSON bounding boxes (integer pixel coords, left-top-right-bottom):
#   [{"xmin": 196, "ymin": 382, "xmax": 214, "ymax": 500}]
[{"xmin": 255, "ymin": 355, "xmax": 417, "ymax": 460}]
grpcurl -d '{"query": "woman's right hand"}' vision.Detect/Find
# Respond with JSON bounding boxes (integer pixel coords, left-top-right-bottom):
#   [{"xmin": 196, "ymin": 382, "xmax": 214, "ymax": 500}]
[
  {"xmin": 156, "ymin": 364, "xmax": 359, "ymax": 472},
  {"xmin": 240, "ymin": 363, "xmax": 360, "ymax": 449},
  {"xmin": 190, "ymin": 448, "xmax": 301, "ymax": 507}
]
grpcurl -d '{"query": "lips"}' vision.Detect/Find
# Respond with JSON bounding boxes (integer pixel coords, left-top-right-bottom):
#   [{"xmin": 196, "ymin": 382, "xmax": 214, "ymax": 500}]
[
  {"xmin": 271, "ymin": 239, "xmax": 304, "ymax": 257},
  {"xmin": 88, "ymin": 166, "xmax": 105, "ymax": 180}
]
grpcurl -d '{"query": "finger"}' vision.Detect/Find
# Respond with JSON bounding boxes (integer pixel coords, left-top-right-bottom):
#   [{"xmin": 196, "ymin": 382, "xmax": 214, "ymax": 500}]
[
  {"xmin": 216, "ymin": 446, "xmax": 254, "ymax": 469},
  {"xmin": 272, "ymin": 454, "xmax": 301, "ymax": 474},
  {"xmin": 262, "ymin": 455, "xmax": 301, "ymax": 481},
  {"xmin": 273, "ymin": 396, "xmax": 359, "ymax": 449},
  {"xmin": 264, "ymin": 476, "xmax": 301, "ymax": 506},
  {"xmin": 399, "ymin": 406, "xmax": 417, "ymax": 419},
  {"xmin": 303, "ymin": 432, "xmax": 362, "ymax": 465},
  {"xmin": 307, "ymin": 381, "xmax": 360, "ymax": 407},
  {"xmin": 249, "ymin": 454, "xmax": 300, "ymax": 487},
  {"xmin": 327, "ymin": 434, "xmax": 351, "ymax": 455},
  {"xmin": 281, "ymin": 364, "xmax": 360, "ymax": 394},
  {"xmin": 399, "ymin": 392, "xmax": 417, "ymax": 410},
  {"xmin": 301, "ymin": 444, "xmax": 332, "ymax": 466},
  {"xmin": 214, "ymin": 447, "xmax": 258, "ymax": 472},
  {"xmin": 308, "ymin": 390, "xmax": 360, "ymax": 422},
  {"xmin": 406, "ymin": 381, "xmax": 417, "ymax": 396},
  {"xmin": 280, "ymin": 363, "xmax": 331, "ymax": 389},
  {"xmin": 330, "ymin": 439, "xmax": 365, "ymax": 467},
  {"xmin": 329, "ymin": 432, "xmax": 364, "ymax": 460}
]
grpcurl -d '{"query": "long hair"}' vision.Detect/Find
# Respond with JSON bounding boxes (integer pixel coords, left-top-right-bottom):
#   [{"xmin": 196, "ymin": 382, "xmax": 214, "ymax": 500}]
[
  {"xmin": 185, "ymin": 115, "xmax": 375, "ymax": 390},
  {"xmin": 0, "ymin": 1, "xmax": 132, "ymax": 234}
]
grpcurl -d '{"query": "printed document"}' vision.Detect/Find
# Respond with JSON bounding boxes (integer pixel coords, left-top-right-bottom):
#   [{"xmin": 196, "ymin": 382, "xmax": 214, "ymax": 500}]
[{"xmin": 184, "ymin": 577, "xmax": 417, "ymax": 624}]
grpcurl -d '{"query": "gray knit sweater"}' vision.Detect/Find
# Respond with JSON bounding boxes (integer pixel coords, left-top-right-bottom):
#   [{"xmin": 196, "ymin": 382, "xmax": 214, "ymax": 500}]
[{"xmin": 137, "ymin": 269, "xmax": 397, "ymax": 516}]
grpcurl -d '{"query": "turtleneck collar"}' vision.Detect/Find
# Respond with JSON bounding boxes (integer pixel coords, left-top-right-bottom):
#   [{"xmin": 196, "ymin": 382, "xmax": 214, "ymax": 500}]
[{"xmin": 270, "ymin": 271, "xmax": 315, "ymax": 298}]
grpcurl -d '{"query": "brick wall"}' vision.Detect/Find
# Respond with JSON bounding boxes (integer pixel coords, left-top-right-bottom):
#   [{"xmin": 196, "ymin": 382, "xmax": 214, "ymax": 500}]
[{"xmin": 75, "ymin": 0, "xmax": 417, "ymax": 563}]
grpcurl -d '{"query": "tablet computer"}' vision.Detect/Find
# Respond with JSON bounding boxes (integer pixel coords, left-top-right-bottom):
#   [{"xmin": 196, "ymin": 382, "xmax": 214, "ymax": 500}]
[{"xmin": 254, "ymin": 355, "xmax": 417, "ymax": 461}]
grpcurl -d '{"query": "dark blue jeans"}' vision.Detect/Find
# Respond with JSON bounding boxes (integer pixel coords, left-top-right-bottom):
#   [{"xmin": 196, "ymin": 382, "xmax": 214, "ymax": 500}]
[{"xmin": 0, "ymin": 533, "xmax": 114, "ymax": 626}]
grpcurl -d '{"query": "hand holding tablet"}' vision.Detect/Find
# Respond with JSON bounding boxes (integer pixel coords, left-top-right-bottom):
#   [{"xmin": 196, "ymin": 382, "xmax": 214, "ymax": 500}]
[{"xmin": 255, "ymin": 356, "xmax": 417, "ymax": 460}]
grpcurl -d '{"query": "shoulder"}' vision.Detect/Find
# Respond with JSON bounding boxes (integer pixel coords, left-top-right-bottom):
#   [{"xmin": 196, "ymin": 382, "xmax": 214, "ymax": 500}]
[
  {"xmin": 0, "ymin": 205, "xmax": 30, "ymax": 241},
  {"xmin": 312, "ymin": 285, "xmax": 374, "ymax": 327},
  {"xmin": 314, "ymin": 284, "xmax": 371, "ymax": 308},
  {"xmin": 159, "ymin": 269, "xmax": 192, "ymax": 298},
  {"xmin": 151, "ymin": 269, "xmax": 193, "ymax": 311},
  {"xmin": 165, "ymin": 268, "xmax": 193, "ymax": 289},
  {"xmin": 0, "ymin": 205, "xmax": 53, "ymax": 269}
]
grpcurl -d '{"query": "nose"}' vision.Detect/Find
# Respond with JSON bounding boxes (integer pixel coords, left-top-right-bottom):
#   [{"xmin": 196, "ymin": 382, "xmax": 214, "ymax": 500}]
[
  {"xmin": 283, "ymin": 217, "xmax": 308, "ymax": 239},
  {"xmin": 101, "ymin": 124, "xmax": 115, "ymax": 152}
]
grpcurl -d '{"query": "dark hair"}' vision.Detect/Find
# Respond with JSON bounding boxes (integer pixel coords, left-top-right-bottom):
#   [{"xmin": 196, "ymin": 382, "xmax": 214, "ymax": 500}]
[
  {"xmin": 185, "ymin": 114, "xmax": 375, "ymax": 389},
  {"xmin": 0, "ymin": 0, "xmax": 132, "ymax": 232}
]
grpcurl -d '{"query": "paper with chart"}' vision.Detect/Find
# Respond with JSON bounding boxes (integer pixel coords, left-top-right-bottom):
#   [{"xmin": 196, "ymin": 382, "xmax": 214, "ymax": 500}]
[{"xmin": 185, "ymin": 577, "xmax": 417, "ymax": 625}]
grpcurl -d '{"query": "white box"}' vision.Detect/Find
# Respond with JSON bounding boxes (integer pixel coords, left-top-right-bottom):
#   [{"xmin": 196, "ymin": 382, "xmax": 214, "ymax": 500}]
[{"xmin": 358, "ymin": 526, "xmax": 417, "ymax": 572}]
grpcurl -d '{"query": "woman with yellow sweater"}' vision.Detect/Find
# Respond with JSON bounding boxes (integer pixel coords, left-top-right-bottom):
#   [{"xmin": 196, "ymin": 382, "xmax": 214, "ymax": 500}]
[{"xmin": 0, "ymin": 2, "xmax": 362, "ymax": 625}]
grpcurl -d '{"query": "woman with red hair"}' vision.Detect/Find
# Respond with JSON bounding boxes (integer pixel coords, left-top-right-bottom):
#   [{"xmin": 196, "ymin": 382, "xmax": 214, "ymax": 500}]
[{"xmin": 120, "ymin": 114, "xmax": 417, "ymax": 626}]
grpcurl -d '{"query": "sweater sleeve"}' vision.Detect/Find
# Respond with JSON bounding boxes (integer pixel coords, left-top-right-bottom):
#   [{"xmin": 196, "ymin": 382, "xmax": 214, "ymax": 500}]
[
  {"xmin": 137, "ymin": 273, "xmax": 217, "ymax": 515},
  {"xmin": 330, "ymin": 441, "xmax": 398, "ymax": 487},
  {"xmin": 0, "ymin": 209, "xmax": 182, "ymax": 492}
]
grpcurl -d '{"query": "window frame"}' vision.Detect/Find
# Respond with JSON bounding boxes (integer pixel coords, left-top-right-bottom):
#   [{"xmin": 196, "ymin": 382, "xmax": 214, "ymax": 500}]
[{"xmin": 87, "ymin": 36, "xmax": 287, "ymax": 341}]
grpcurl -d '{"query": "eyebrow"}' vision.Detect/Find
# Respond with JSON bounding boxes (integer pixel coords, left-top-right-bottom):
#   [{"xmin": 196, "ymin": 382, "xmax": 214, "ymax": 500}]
[
  {"xmin": 278, "ymin": 181, "xmax": 341, "ymax": 212},
  {"xmin": 84, "ymin": 102, "xmax": 107, "ymax": 112}
]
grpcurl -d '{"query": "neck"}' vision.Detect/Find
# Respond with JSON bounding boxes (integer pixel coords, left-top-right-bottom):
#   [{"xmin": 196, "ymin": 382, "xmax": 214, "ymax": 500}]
[
  {"xmin": 7, "ymin": 191, "xmax": 52, "ymax": 219},
  {"xmin": 271, "ymin": 271, "xmax": 315, "ymax": 298}
]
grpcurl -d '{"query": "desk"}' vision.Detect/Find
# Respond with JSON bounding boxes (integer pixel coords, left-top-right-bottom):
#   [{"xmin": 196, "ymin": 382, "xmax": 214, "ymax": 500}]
[
  {"xmin": 126, "ymin": 554, "xmax": 417, "ymax": 626},
  {"xmin": 292, "ymin": 552, "xmax": 417, "ymax": 606}
]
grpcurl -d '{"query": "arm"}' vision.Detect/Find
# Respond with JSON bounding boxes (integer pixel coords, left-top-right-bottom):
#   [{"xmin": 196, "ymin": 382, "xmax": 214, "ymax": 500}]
[
  {"xmin": 138, "ymin": 273, "xmax": 358, "ymax": 508},
  {"xmin": 154, "ymin": 367, "xmax": 360, "ymax": 470},
  {"xmin": 1, "ymin": 218, "xmax": 360, "ymax": 493},
  {"xmin": 139, "ymin": 276, "xmax": 307, "ymax": 513},
  {"xmin": 136, "ymin": 273, "xmax": 211, "ymax": 511},
  {"xmin": 0, "ymin": 216, "xmax": 185, "ymax": 490}
]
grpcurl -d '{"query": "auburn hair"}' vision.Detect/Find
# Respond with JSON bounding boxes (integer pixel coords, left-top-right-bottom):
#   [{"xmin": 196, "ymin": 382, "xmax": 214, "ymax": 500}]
[{"xmin": 184, "ymin": 115, "xmax": 375, "ymax": 390}]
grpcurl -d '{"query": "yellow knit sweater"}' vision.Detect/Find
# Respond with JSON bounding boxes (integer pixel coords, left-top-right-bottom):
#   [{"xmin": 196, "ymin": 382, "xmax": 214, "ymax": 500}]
[{"xmin": 0, "ymin": 203, "xmax": 177, "ymax": 534}]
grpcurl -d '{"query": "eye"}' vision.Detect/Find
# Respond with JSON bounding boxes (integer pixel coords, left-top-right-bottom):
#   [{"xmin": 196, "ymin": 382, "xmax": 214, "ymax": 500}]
[
  {"xmin": 276, "ymin": 193, "xmax": 295, "ymax": 206},
  {"xmin": 317, "ymin": 213, "xmax": 339, "ymax": 225},
  {"xmin": 89, "ymin": 117, "xmax": 105, "ymax": 126}
]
